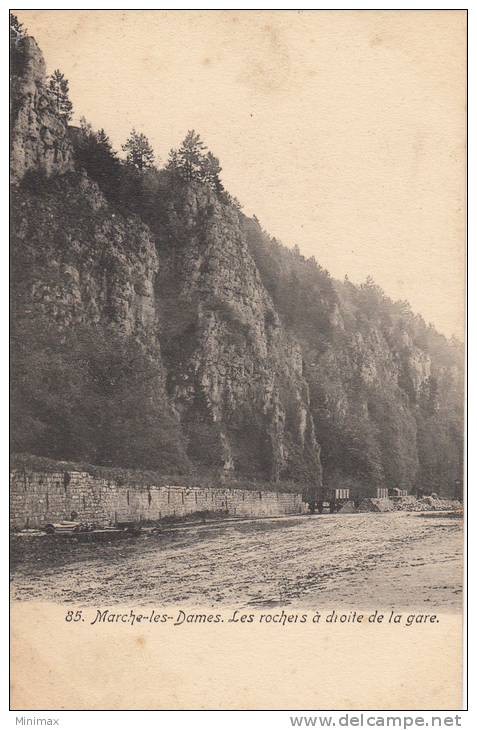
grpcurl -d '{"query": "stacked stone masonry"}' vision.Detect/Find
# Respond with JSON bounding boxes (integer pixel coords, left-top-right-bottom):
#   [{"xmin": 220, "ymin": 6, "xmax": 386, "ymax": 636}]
[{"xmin": 10, "ymin": 470, "xmax": 307, "ymax": 529}]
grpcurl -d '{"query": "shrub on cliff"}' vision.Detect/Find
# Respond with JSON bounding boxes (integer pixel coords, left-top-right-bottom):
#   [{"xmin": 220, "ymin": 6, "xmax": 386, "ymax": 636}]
[
  {"xmin": 243, "ymin": 216, "xmax": 337, "ymax": 353},
  {"xmin": 48, "ymin": 70, "xmax": 73, "ymax": 122},
  {"xmin": 9, "ymin": 14, "xmax": 27, "ymax": 76},
  {"xmin": 72, "ymin": 119, "xmax": 122, "ymax": 202}
]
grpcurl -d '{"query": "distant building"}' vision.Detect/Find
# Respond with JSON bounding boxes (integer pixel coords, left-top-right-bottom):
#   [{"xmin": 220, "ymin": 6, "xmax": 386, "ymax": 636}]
[{"xmin": 375, "ymin": 487, "xmax": 388, "ymax": 499}]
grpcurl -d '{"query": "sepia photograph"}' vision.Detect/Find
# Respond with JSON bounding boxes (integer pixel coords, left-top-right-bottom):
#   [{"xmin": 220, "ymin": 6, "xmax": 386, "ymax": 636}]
[{"xmin": 9, "ymin": 8, "xmax": 466, "ymax": 712}]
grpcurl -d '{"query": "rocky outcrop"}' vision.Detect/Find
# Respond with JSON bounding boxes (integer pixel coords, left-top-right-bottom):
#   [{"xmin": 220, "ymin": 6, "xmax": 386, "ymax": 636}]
[
  {"xmin": 11, "ymin": 173, "xmax": 158, "ymax": 336},
  {"xmin": 156, "ymin": 184, "xmax": 321, "ymax": 484},
  {"xmin": 10, "ymin": 36, "xmax": 74, "ymax": 183},
  {"xmin": 243, "ymin": 220, "xmax": 464, "ymax": 497}
]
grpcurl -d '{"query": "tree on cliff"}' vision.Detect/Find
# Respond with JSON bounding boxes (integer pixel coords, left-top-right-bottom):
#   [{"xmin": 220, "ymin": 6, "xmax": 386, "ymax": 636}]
[
  {"xmin": 122, "ymin": 129, "xmax": 155, "ymax": 170},
  {"xmin": 177, "ymin": 130, "xmax": 207, "ymax": 181},
  {"xmin": 10, "ymin": 13, "xmax": 27, "ymax": 46},
  {"xmin": 167, "ymin": 131, "xmax": 224, "ymax": 192},
  {"xmin": 164, "ymin": 148, "xmax": 181, "ymax": 187},
  {"xmin": 48, "ymin": 70, "xmax": 73, "ymax": 122},
  {"xmin": 10, "ymin": 13, "xmax": 27, "ymax": 77},
  {"xmin": 201, "ymin": 151, "xmax": 224, "ymax": 194},
  {"xmin": 74, "ymin": 118, "xmax": 122, "ymax": 200}
]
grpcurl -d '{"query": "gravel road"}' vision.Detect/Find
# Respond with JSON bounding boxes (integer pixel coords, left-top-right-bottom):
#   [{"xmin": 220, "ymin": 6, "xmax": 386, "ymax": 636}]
[{"xmin": 10, "ymin": 511, "xmax": 463, "ymax": 609}]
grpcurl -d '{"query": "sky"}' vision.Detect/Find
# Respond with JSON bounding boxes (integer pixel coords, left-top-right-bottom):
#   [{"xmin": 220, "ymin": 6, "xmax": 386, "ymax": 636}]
[{"xmin": 15, "ymin": 9, "xmax": 466, "ymax": 338}]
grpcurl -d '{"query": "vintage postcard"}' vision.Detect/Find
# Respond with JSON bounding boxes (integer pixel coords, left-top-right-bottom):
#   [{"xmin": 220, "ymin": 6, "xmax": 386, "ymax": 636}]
[{"xmin": 9, "ymin": 9, "xmax": 466, "ymax": 711}]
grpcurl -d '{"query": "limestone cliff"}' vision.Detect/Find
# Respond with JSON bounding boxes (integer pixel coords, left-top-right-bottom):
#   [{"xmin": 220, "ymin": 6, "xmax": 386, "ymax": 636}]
[
  {"xmin": 10, "ymin": 35, "xmax": 321, "ymax": 486},
  {"xmin": 11, "ymin": 172, "xmax": 158, "ymax": 336},
  {"xmin": 244, "ymin": 220, "xmax": 464, "ymax": 496},
  {"xmin": 10, "ymin": 36, "xmax": 74, "ymax": 184},
  {"xmin": 155, "ymin": 184, "xmax": 321, "ymax": 482},
  {"xmin": 10, "ymin": 31, "xmax": 463, "ymax": 496}
]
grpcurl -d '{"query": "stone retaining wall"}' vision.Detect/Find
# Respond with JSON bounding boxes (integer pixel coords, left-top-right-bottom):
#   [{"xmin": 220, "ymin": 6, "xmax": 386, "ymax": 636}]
[{"xmin": 10, "ymin": 469, "xmax": 307, "ymax": 529}]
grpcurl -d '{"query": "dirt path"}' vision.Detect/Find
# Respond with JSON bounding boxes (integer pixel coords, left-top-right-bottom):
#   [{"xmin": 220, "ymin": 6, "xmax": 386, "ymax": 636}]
[{"xmin": 11, "ymin": 512, "xmax": 463, "ymax": 609}]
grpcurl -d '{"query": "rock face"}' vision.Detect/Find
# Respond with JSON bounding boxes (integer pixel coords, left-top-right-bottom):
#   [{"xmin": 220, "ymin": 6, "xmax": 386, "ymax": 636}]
[
  {"xmin": 156, "ymin": 184, "xmax": 321, "ymax": 483},
  {"xmin": 11, "ymin": 173, "xmax": 158, "ymax": 336},
  {"xmin": 9, "ymin": 35, "xmax": 321, "ymax": 486},
  {"xmin": 10, "ymin": 31, "xmax": 463, "ymax": 496},
  {"xmin": 244, "ymin": 221, "xmax": 464, "ymax": 497},
  {"xmin": 10, "ymin": 36, "xmax": 74, "ymax": 183}
]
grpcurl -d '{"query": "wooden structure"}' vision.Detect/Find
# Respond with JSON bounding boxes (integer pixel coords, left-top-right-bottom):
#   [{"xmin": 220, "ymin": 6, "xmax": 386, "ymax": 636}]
[
  {"xmin": 309, "ymin": 487, "xmax": 351, "ymax": 514},
  {"xmin": 389, "ymin": 487, "xmax": 408, "ymax": 497}
]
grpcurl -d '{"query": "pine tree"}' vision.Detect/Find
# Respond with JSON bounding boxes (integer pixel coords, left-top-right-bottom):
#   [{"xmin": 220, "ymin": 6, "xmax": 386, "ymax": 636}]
[
  {"xmin": 48, "ymin": 70, "xmax": 73, "ymax": 122},
  {"xmin": 168, "ymin": 131, "xmax": 225, "ymax": 193},
  {"xmin": 121, "ymin": 129, "xmax": 155, "ymax": 170},
  {"xmin": 177, "ymin": 130, "xmax": 206, "ymax": 181},
  {"xmin": 74, "ymin": 120, "xmax": 121, "ymax": 201},
  {"xmin": 201, "ymin": 151, "xmax": 223, "ymax": 193},
  {"xmin": 165, "ymin": 148, "xmax": 180, "ymax": 173},
  {"xmin": 165, "ymin": 148, "xmax": 182, "ymax": 187},
  {"xmin": 96, "ymin": 128, "xmax": 111, "ymax": 147}
]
